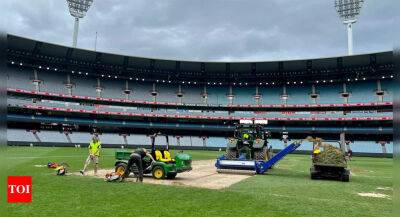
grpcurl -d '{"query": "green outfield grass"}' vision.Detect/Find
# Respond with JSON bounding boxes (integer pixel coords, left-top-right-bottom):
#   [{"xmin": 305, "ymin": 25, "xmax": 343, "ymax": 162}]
[{"xmin": 1, "ymin": 147, "xmax": 393, "ymax": 217}]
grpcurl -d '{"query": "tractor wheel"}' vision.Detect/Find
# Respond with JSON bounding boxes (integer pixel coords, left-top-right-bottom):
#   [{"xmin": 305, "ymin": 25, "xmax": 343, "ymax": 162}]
[
  {"xmin": 166, "ymin": 172, "xmax": 177, "ymax": 179},
  {"xmin": 224, "ymin": 149, "xmax": 237, "ymax": 160},
  {"xmin": 115, "ymin": 163, "xmax": 127, "ymax": 176},
  {"xmin": 152, "ymin": 166, "xmax": 165, "ymax": 179},
  {"xmin": 310, "ymin": 166, "xmax": 318, "ymax": 180},
  {"xmin": 254, "ymin": 147, "xmax": 268, "ymax": 160},
  {"xmin": 340, "ymin": 169, "xmax": 350, "ymax": 182}
]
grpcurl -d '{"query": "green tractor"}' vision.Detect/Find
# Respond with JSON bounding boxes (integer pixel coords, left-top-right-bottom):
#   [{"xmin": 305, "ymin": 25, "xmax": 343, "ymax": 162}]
[
  {"xmin": 114, "ymin": 134, "xmax": 192, "ymax": 179},
  {"xmin": 224, "ymin": 120, "xmax": 273, "ymax": 161}
]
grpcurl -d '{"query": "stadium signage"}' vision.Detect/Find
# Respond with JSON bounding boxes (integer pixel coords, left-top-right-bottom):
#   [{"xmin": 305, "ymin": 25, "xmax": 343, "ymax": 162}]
[{"xmin": 7, "ymin": 176, "xmax": 32, "ymax": 203}]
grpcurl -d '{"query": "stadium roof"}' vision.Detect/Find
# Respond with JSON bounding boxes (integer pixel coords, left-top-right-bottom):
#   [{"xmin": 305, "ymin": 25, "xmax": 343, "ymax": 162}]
[{"xmin": 7, "ymin": 34, "xmax": 393, "ymax": 84}]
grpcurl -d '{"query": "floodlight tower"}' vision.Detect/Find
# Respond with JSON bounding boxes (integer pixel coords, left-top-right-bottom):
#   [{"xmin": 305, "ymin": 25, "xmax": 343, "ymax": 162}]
[
  {"xmin": 66, "ymin": 0, "xmax": 93, "ymax": 47},
  {"xmin": 335, "ymin": 0, "xmax": 364, "ymax": 55}
]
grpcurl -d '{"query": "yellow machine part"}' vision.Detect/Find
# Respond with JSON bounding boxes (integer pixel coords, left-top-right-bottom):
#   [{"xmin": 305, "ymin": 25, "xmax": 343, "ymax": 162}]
[
  {"xmin": 313, "ymin": 148, "xmax": 321, "ymax": 154},
  {"xmin": 155, "ymin": 150, "xmax": 173, "ymax": 162},
  {"xmin": 153, "ymin": 167, "xmax": 164, "ymax": 179},
  {"xmin": 163, "ymin": 151, "xmax": 173, "ymax": 161},
  {"xmin": 116, "ymin": 166, "xmax": 125, "ymax": 175}
]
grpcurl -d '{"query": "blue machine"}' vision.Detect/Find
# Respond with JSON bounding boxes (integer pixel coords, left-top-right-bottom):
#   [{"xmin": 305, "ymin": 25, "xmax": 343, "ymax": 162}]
[{"xmin": 215, "ymin": 141, "xmax": 302, "ymax": 174}]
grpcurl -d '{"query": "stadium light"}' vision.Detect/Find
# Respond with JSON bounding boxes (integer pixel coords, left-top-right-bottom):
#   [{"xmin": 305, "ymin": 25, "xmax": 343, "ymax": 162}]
[
  {"xmin": 335, "ymin": 0, "xmax": 364, "ymax": 55},
  {"xmin": 66, "ymin": 0, "xmax": 94, "ymax": 47}
]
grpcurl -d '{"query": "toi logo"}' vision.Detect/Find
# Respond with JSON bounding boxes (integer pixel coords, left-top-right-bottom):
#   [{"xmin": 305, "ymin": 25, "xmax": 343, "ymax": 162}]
[{"xmin": 7, "ymin": 176, "xmax": 32, "ymax": 203}]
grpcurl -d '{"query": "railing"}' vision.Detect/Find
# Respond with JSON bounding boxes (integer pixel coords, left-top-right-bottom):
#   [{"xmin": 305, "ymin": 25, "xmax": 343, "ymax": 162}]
[
  {"xmin": 8, "ymin": 88, "xmax": 393, "ymax": 111},
  {"xmin": 9, "ymin": 104, "xmax": 393, "ymax": 122}
]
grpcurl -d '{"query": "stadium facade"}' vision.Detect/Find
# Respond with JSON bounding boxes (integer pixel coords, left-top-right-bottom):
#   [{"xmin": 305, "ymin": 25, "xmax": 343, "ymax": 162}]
[{"xmin": 6, "ymin": 34, "xmax": 394, "ymax": 154}]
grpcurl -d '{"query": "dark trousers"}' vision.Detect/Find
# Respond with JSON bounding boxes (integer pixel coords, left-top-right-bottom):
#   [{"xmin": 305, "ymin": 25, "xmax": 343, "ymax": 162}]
[{"xmin": 124, "ymin": 153, "xmax": 143, "ymax": 181}]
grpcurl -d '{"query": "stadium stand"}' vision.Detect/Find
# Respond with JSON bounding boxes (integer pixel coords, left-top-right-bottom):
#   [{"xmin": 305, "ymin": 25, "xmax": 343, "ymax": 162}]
[
  {"xmin": 6, "ymin": 34, "xmax": 394, "ymax": 154},
  {"xmin": 6, "ymin": 68, "xmax": 394, "ymax": 105},
  {"xmin": 7, "ymin": 129, "xmax": 392, "ymax": 154}
]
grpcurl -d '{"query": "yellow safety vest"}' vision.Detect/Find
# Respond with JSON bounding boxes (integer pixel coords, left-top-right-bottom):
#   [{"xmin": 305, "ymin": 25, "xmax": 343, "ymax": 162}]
[
  {"xmin": 313, "ymin": 148, "xmax": 321, "ymax": 155},
  {"xmin": 89, "ymin": 141, "xmax": 101, "ymax": 156}
]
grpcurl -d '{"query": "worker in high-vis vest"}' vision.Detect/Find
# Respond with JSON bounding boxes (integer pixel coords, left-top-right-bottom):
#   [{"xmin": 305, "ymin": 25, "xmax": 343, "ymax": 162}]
[
  {"xmin": 80, "ymin": 136, "xmax": 101, "ymax": 175},
  {"xmin": 312, "ymin": 146, "xmax": 321, "ymax": 158}
]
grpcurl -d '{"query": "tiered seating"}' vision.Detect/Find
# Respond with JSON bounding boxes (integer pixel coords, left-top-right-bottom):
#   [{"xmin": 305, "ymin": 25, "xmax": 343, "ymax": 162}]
[
  {"xmin": 7, "ymin": 68, "xmax": 33, "ymax": 90},
  {"xmin": 317, "ymin": 84, "xmax": 343, "ymax": 104},
  {"xmin": 7, "ymin": 129, "xmax": 35, "ymax": 142},
  {"xmin": 6, "ymin": 129, "xmax": 393, "ymax": 153},
  {"xmin": 39, "ymin": 131, "xmax": 68, "ymax": 143},
  {"xmin": 7, "ymin": 68, "xmax": 395, "ymax": 105},
  {"xmin": 126, "ymin": 134, "xmax": 151, "ymax": 145},
  {"xmin": 232, "ymin": 87, "xmax": 254, "ymax": 104},
  {"xmin": 8, "ymin": 97, "xmax": 392, "ymax": 119}
]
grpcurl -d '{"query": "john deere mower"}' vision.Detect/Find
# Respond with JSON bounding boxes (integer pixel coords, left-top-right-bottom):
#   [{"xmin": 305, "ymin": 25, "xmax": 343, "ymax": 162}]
[{"xmin": 114, "ymin": 134, "xmax": 192, "ymax": 179}]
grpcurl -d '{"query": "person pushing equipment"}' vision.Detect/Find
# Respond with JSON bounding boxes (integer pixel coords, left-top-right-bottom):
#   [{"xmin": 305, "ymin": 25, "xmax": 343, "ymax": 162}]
[
  {"xmin": 121, "ymin": 148, "xmax": 154, "ymax": 182},
  {"xmin": 80, "ymin": 136, "xmax": 101, "ymax": 175}
]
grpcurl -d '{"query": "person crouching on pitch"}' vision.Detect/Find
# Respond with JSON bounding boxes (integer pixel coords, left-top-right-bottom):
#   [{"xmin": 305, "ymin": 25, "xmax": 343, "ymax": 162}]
[
  {"xmin": 121, "ymin": 148, "xmax": 154, "ymax": 182},
  {"xmin": 80, "ymin": 136, "xmax": 101, "ymax": 175}
]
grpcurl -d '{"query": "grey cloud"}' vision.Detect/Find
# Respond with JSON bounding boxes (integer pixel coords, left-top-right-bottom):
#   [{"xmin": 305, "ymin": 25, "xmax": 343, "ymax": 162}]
[{"xmin": 1, "ymin": 0, "xmax": 399, "ymax": 61}]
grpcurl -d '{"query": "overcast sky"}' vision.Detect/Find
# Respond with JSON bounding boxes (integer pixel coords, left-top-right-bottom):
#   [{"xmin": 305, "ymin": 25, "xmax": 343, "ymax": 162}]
[{"xmin": 1, "ymin": 0, "xmax": 399, "ymax": 61}]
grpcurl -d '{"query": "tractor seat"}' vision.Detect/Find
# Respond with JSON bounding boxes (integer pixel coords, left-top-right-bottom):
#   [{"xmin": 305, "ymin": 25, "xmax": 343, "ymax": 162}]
[
  {"xmin": 163, "ymin": 150, "xmax": 174, "ymax": 162},
  {"xmin": 155, "ymin": 150, "xmax": 173, "ymax": 162}
]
